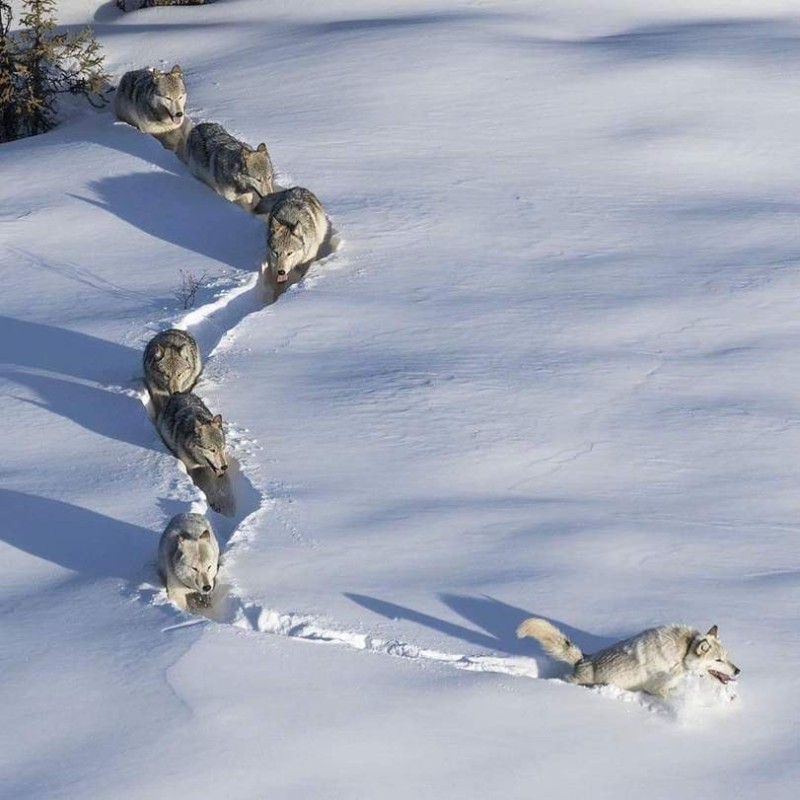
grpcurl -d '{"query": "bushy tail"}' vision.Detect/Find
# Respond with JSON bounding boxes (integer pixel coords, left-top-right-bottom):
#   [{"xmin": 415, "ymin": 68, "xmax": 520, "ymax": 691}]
[{"xmin": 516, "ymin": 618, "xmax": 583, "ymax": 665}]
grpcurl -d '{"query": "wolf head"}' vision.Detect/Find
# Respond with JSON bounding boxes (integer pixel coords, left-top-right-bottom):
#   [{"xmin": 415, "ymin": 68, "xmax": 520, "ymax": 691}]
[
  {"xmin": 152, "ymin": 65, "xmax": 186, "ymax": 123},
  {"xmin": 684, "ymin": 625, "xmax": 740, "ymax": 686},
  {"xmin": 241, "ymin": 143, "xmax": 273, "ymax": 198},
  {"xmin": 268, "ymin": 218, "xmax": 305, "ymax": 282},
  {"xmin": 173, "ymin": 527, "xmax": 219, "ymax": 596},
  {"xmin": 192, "ymin": 414, "xmax": 228, "ymax": 476},
  {"xmin": 152, "ymin": 342, "xmax": 195, "ymax": 394}
]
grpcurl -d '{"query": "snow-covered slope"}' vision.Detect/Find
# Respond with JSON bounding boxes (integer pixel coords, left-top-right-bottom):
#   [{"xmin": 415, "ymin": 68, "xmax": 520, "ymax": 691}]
[{"xmin": 3, "ymin": 1, "xmax": 800, "ymax": 797}]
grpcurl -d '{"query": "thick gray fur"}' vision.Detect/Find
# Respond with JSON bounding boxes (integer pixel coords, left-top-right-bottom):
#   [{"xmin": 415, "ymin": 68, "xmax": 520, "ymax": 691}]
[
  {"xmin": 157, "ymin": 391, "xmax": 228, "ymax": 476},
  {"xmin": 143, "ymin": 328, "xmax": 201, "ymax": 411},
  {"xmin": 158, "ymin": 513, "xmax": 220, "ymax": 611},
  {"xmin": 255, "ymin": 187, "xmax": 329, "ymax": 285},
  {"xmin": 113, "ymin": 65, "xmax": 186, "ymax": 135},
  {"xmin": 186, "ymin": 122, "xmax": 274, "ymax": 211},
  {"xmin": 517, "ymin": 618, "xmax": 740, "ymax": 698}
]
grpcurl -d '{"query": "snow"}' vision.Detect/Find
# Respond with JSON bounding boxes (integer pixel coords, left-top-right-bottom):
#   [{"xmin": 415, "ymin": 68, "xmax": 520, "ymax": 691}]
[{"xmin": 3, "ymin": 0, "xmax": 800, "ymax": 797}]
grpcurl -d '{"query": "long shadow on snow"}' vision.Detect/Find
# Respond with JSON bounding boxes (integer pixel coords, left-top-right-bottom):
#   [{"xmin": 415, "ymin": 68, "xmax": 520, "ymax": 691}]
[
  {"xmin": 0, "ymin": 488, "xmax": 155, "ymax": 580},
  {"xmin": 0, "ymin": 315, "xmax": 139, "ymax": 384},
  {"xmin": 505, "ymin": 17, "xmax": 800, "ymax": 67},
  {"xmin": 302, "ymin": 10, "xmax": 515, "ymax": 36},
  {"xmin": 3, "ymin": 367, "xmax": 160, "ymax": 453},
  {"xmin": 82, "ymin": 114, "xmax": 188, "ymax": 171},
  {"xmin": 346, "ymin": 593, "xmax": 613, "ymax": 659},
  {"xmin": 71, "ymin": 172, "xmax": 263, "ymax": 271}
]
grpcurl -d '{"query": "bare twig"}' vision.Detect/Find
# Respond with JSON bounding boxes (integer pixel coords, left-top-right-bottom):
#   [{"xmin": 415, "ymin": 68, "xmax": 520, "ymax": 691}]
[{"xmin": 175, "ymin": 270, "xmax": 208, "ymax": 310}]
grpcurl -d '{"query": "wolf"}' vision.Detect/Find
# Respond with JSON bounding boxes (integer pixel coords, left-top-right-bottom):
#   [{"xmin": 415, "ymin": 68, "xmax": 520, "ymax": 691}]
[
  {"xmin": 255, "ymin": 187, "xmax": 329, "ymax": 286},
  {"xmin": 185, "ymin": 122, "xmax": 274, "ymax": 211},
  {"xmin": 117, "ymin": 1, "xmax": 215, "ymax": 13},
  {"xmin": 153, "ymin": 115, "xmax": 194, "ymax": 159},
  {"xmin": 157, "ymin": 391, "xmax": 228, "ymax": 476},
  {"xmin": 517, "ymin": 618, "xmax": 740, "ymax": 698},
  {"xmin": 143, "ymin": 328, "xmax": 201, "ymax": 411},
  {"xmin": 113, "ymin": 65, "xmax": 186, "ymax": 136},
  {"xmin": 158, "ymin": 513, "xmax": 220, "ymax": 611}
]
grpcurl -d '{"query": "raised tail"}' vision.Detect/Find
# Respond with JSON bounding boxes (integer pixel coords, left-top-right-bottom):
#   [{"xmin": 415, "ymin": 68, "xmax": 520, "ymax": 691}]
[{"xmin": 516, "ymin": 618, "xmax": 583, "ymax": 666}]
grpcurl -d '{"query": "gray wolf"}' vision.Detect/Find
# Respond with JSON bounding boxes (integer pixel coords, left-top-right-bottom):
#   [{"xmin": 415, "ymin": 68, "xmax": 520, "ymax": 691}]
[
  {"xmin": 255, "ymin": 187, "xmax": 329, "ymax": 285},
  {"xmin": 185, "ymin": 122, "xmax": 274, "ymax": 211},
  {"xmin": 158, "ymin": 513, "xmax": 220, "ymax": 611},
  {"xmin": 143, "ymin": 328, "xmax": 201, "ymax": 412},
  {"xmin": 113, "ymin": 65, "xmax": 186, "ymax": 136},
  {"xmin": 153, "ymin": 115, "xmax": 194, "ymax": 159},
  {"xmin": 156, "ymin": 391, "xmax": 228, "ymax": 476},
  {"xmin": 117, "ymin": 1, "xmax": 215, "ymax": 12},
  {"xmin": 517, "ymin": 618, "xmax": 740, "ymax": 698}
]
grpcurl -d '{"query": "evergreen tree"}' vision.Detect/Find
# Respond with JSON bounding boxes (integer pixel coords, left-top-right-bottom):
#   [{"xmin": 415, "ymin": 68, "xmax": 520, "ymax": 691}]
[{"xmin": 0, "ymin": 0, "xmax": 108, "ymax": 143}]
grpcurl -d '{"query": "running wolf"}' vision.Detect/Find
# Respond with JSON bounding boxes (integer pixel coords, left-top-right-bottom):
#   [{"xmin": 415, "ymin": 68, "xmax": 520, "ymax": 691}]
[
  {"xmin": 157, "ymin": 391, "xmax": 228, "ymax": 476},
  {"xmin": 517, "ymin": 618, "xmax": 740, "ymax": 698},
  {"xmin": 185, "ymin": 122, "xmax": 274, "ymax": 211},
  {"xmin": 158, "ymin": 513, "xmax": 220, "ymax": 611},
  {"xmin": 113, "ymin": 65, "xmax": 186, "ymax": 135},
  {"xmin": 143, "ymin": 329, "xmax": 201, "ymax": 411},
  {"xmin": 255, "ymin": 187, "xmax": 329, "ymax": 285}
]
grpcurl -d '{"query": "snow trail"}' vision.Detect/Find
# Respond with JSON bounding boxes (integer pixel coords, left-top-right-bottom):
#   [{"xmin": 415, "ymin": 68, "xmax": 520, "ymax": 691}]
[{"xmin": 130, "ymin": 233, "xmax": 735, "ymax": 719}]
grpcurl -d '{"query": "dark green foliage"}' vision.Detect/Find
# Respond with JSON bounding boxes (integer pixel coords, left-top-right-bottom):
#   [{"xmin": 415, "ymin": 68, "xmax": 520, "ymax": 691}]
[{"xmin": 0, "ymin": 0, "xmax": 108, "ymax": 143}]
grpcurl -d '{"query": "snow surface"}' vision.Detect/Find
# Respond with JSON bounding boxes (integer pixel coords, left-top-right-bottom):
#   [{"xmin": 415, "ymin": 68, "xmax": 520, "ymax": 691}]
[{"xmin": 3, "ymin": 0, "xmax": 800, "ymax": 797}]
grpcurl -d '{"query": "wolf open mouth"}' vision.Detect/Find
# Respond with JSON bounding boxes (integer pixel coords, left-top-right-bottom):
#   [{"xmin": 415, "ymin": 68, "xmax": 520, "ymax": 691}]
[
  {"xmin": 205, "ymin": 458, "xmax": 225, "ymax": 476},
  {"xmin": 708, "ymin": 670, "xmax": 735, "ymax": 685}
]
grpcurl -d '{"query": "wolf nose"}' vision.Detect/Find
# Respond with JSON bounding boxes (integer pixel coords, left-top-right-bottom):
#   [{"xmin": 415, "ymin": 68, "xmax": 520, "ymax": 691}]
[
  {"xmin": 202, "ymin": 584, "xmax": 212, "ymax": 593},
  {"xmin": 175, "ymin": 111, "xmax": 183, "ymax": 118},
  {"xmin": 733, "ymin": 666, "xmax": 741, "ymax": 676},
  {"xmin": 277, "ymin": 269, "xmax": 286, "ymax": 276},
  {"xmin": 220, "ymin": 463, "xmax": 228, "ymax": 473}
]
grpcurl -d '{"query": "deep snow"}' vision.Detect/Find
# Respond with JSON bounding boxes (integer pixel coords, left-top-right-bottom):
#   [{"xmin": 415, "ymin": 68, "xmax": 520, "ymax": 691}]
[{"xmin": 3, "ymin": 1, "xmax": 800, "ymax": 797}]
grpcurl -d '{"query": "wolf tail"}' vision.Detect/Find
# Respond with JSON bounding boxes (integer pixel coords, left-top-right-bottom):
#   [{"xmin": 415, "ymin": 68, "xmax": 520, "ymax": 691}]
[{"xmin": 516, "ymin": 618, "xmax": 584, "ymax": 665}]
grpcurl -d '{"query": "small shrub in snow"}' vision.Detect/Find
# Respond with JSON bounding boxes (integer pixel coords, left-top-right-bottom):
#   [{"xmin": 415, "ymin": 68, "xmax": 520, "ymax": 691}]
[{"xmin": 175, "ymin": 270, "xmax": 208, "ymax": 309}]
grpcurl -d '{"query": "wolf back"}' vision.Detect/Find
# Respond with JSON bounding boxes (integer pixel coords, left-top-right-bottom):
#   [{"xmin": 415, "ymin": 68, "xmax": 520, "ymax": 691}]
[
  {"xmin": 186, "ymin": 122, "xmax": 273, "ymax": 210},
  {"xmin": 157, "ymin": 391, "xmax": 228, "ymax": 476},
  {"xmin": 257, "ymin": 187, "xmax": 329, "ymax": 284},
  {"xmin": 158, "ymin": 512, "xmax": 220, "ymax": 611},
  {"xmin": 143, "ymin": 328, "xmax": 201, "ymax": 411},
  {"xmin": 114, "ymin": 65, "xmax": 186, "ymax": 135}
]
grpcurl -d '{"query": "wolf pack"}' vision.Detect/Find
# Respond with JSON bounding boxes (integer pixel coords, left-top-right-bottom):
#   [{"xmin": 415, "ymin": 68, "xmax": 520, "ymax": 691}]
[
  {"xmin": 113, "ymin": 60, "xmax": 740, "ymax": 703},
  {"xmin": 114, "ymin": 63, "xmax": 329, "ymax": 613}
]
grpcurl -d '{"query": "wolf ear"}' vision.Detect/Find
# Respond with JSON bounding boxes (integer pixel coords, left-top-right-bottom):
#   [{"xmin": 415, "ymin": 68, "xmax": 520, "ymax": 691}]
[
  {"xmin": 211, "ymin": 414, "xmax": 223, "ymax": 427},
  {"xmin": 199, "ymin": 529, "xmax": 211, "ymax": 541},
  {"xmin": 153, "ymin": 344, "xmax": 164, "ymax": 361},
  {"xmin": 706, "ymin": 625, "xmax": 718, "ymax": 638},
  {"xmin": 170, "ymin": 64, "xmax": 182, "ymax": 75},
  {"xmin": 256, "ymin": 142, "xmax": 267, "ymax": 154},
  {"xmin": 696, "ymin": 639, "xmax": 711, "ymax": 655}
]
